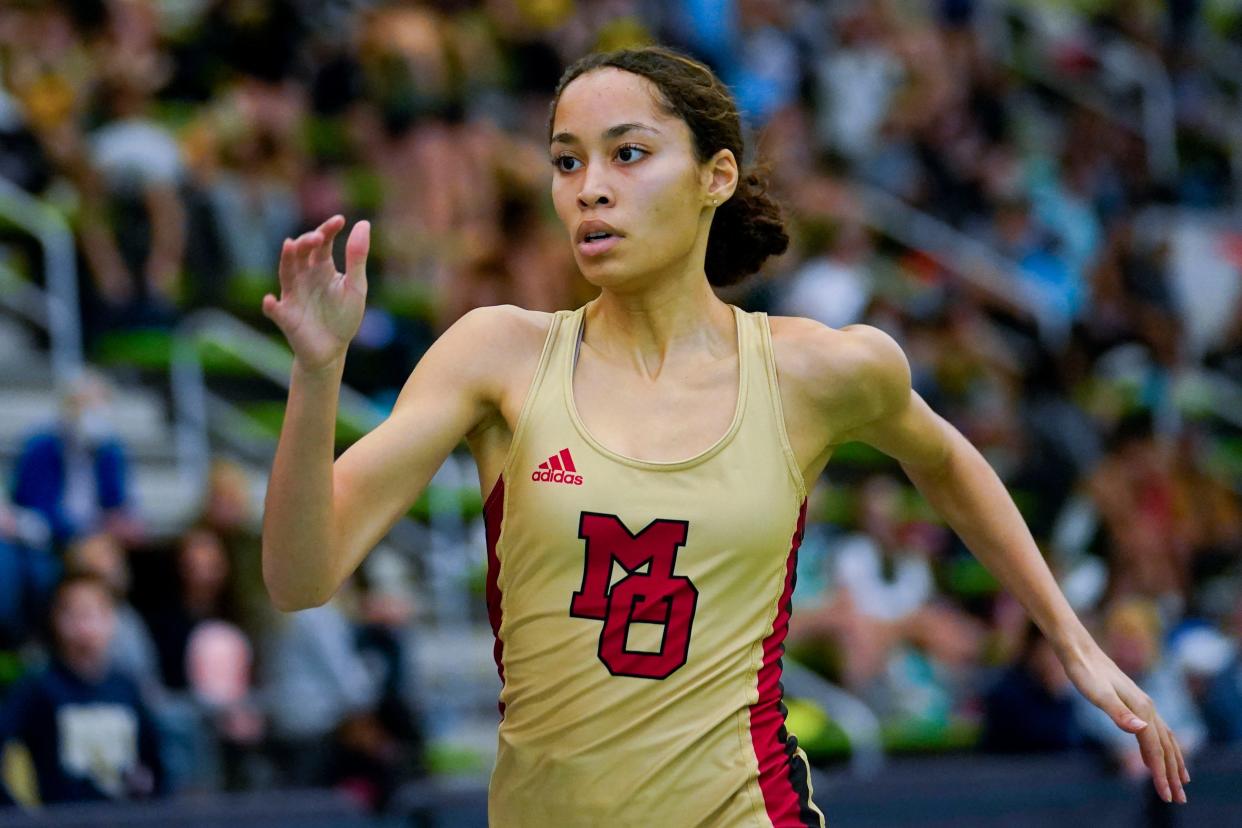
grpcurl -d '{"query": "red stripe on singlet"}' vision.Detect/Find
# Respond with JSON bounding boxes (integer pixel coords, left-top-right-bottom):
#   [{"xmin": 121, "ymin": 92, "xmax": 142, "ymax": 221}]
[
  {"xmin": 483, "ymin": 475, "xmax": 507, "ymax": 718},
  {"xmin": 749, "ymin": 498, "xmax": 818, "ymax": 827}
]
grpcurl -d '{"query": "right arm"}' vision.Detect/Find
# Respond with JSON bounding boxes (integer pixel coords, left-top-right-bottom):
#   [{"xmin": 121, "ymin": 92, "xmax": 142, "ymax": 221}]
[{"xmin": 259, "ymin": 217, "xmax": 503, "ymax": 611}]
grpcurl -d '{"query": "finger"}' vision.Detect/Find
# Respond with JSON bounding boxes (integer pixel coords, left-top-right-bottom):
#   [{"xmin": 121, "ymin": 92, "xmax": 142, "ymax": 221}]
[
  {"xmin": 1136, "ymin": 725, "xmax": 1171, "ymax": 803},
  {"xmin": 277, "ymin": 238, "xmax": 296, "ymax": 295},
  {"xmin": 261, "ymin": 293, "xmax": 283, "ymax": 328},
  {"xmin": 1106, "ymin": 694, "xmax": 1148, "ymax": 734},
  {"xmin": 295, "ymin": 230, "xmax": 323, "ymax": 275},
  {"xmin": 1157, "ymin": 723, "xmax": 1186, "ymax": 803},
  {"xmin": 311, "ymin": 214, "xmax": 346, "ymax": 265},
  {"xmin": 344, "ymin": 220, "xmax": 370, "ymax": 291}
]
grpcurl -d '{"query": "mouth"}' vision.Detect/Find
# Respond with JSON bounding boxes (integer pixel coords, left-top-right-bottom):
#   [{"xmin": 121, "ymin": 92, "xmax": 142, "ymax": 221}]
[{"xmin": 577, "ymin": 231, "xmax": 621, "ymax": 257}]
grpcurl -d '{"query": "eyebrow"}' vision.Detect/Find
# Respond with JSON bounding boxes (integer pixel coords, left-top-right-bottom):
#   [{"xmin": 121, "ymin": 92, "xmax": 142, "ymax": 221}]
[{"xmin": 550, "ymin": 122, "xmax": 661, "ymax": 146}]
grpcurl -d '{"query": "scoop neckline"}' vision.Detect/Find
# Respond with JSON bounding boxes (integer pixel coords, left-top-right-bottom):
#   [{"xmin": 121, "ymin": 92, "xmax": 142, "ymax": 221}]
[{"xmin": 564, "ymin": 303, "xmax": 748, "ymax": 471}]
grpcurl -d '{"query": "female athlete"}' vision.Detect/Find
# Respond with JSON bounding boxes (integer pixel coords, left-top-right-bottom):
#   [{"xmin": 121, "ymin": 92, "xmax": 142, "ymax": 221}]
[{"xmin": 260, "ymin": 46, "xmax": 1189, "ymax": 827}]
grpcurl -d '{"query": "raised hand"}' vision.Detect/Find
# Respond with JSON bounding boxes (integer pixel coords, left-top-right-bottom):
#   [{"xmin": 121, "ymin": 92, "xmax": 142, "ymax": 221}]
[{"xmin": 262, "ymin": 215, "xmax": 370, "ymax": 373}]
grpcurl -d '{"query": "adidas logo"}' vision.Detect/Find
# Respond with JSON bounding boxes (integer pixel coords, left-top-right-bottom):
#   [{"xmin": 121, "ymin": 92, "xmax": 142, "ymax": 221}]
[{"xmin": 532, "ymin": 448, "xmax": 584, "ymax": 486}]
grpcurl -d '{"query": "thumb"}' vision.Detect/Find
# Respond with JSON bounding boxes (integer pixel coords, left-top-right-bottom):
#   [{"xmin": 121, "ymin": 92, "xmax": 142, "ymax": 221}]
[
  {"xmin": 344, "ymin": 220, "xmax": 370, "ymax": 290},
  {"xmin": 261, "ymin": 294, "xmax": 283, "ymax": 327},
  {"xmin": 1110, "ymin": 701, "xmax": 1149, "ymax": 733}
]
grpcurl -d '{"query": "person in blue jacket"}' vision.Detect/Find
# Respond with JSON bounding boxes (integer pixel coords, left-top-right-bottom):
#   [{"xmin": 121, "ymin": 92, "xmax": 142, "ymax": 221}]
[{"xmin": 9, "ymin": 371, "xmax": 139, "ymax": 549}]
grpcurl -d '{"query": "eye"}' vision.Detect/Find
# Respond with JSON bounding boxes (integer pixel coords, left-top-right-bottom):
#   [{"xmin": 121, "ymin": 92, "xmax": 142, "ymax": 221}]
[
  {"xmin": 616, "ymin": 144, "xmax": 647, "ymax": 164},
  {"xmin": 552, "ymin": 155, "xmax": 582, "ymax": 173}
]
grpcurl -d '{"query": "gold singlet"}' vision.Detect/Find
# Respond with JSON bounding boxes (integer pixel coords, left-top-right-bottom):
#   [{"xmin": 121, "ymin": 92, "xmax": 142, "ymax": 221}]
[{"xmin": 482, "ymin": 303, "xmax": 826, "ymax": 827}]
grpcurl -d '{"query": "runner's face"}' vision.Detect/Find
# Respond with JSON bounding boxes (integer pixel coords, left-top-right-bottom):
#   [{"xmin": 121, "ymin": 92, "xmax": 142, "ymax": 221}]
[{"xmin": 550, "ymin": 68, "xmax": 710, "ymax": 288}]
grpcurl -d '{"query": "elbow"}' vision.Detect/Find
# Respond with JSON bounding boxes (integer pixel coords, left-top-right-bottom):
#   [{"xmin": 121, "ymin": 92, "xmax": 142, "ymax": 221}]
[
  {"xmin": 266, "ymin": 587, "xmax": 322, "ymax": 614},
  {"xmin": 261, "ymin": 544, "xmax": 335, "ymax": 613}
]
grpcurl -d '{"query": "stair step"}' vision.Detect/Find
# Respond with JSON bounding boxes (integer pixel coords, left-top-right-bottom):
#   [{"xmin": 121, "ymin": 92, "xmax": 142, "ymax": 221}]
[{"xmin": 0, "ymin": 387, "xmax": 171, "ymax": 448}]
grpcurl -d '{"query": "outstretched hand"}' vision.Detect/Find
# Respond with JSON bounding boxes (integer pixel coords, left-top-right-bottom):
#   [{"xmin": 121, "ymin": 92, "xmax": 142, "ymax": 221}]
[
  {"xmin": 1061, "ymin": 642, "xmax": 1190, "ymax": 803},
  {"xmin": 262, "ymin": 215, "xmax": 370, "ymax": 372}
]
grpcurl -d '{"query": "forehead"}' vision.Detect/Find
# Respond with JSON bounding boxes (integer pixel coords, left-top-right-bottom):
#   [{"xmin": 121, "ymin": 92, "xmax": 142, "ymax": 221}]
[{"xmin": 552, "ymin": 67, "xmax": 681, "ymax": 138}]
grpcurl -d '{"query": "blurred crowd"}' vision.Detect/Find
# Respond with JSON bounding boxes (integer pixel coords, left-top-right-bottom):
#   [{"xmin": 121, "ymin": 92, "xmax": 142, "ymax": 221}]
[
  {"xmin": 1, "ymin": 370, "xmax": 426, "ymax": 809},
  {"xmin": 1, "ymin": 0, "xmax": 1241, "ymax": 814}
]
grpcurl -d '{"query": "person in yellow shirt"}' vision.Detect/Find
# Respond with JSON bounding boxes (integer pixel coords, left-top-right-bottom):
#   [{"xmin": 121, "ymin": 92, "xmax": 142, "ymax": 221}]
[{"xmin": 258, "ymin": 45, "xmax": 1189, "ymax": 827}]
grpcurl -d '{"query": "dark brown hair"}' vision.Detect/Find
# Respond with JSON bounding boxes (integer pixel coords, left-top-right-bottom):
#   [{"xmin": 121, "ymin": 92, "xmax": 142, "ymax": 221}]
[{"xmin": 549, "ymin": 46, "xmax": 789, "ymax": 287}]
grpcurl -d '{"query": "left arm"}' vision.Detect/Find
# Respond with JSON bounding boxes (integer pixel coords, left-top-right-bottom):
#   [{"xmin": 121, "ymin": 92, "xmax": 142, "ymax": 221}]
[{"xmin": 826, "ymin": 325, "xmax": 1190, "ymax": 804}]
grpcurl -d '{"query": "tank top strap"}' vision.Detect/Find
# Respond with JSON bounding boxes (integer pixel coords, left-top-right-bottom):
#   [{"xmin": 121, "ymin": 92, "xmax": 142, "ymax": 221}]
[
  {"xmin": 500, "ymin": 308, "xmax": 577, "ymax": 478},
  {"xmin": 743, "ymin": 309, "xmax": 807, "ymax": 500}
]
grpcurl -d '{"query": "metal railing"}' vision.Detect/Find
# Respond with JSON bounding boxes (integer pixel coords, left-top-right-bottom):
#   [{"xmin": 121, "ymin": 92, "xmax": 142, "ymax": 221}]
[
  {"xmin": 0, "ymin": 177, "xmax": 82, "ymax": 386},
  {"xmin": 847, "ymin": 181, "xmax": 1065, "ymax": 346}
]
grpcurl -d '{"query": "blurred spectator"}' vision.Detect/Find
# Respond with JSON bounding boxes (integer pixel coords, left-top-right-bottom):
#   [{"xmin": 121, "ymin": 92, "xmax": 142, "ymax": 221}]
[
  {"xmin": 263, "ymin": 589, "xmax": 379, "ymax": 785},
  {"xmin": 195, "ymin": 459, "xmax": 278, "ymax": 665},
  {"xmin": 0, "ymin": 572, "xmax": 166, "ymax": 806},
  {"xmin": 79, "ymin": 59, "xmax": 187, "ymax": 328},
  {"xmin": 792, "ymin": 475, "xmax": 984, "ymax": 723},
  {"xmin": 63, "ymin": 532, "xmax": 161, "ymax": 702},
  {"xmin": 981, "ymin": 623, "xmax": 1086, "ymax": 754},
  {"xmin": 183, "ymin": 619, "xmax": 266, "ymax": 791},
  {"xmin": 263, "ymin": 566, "xmax": 423, "ymax": 810},
  {"xmin": 776, "ymin": 218, "xmax": 874, "ymax": 330},
  {"xmin": 9, "ymin": 370, "xmax": 141, "ymax": 550},
  {"xmin": 1170, "ymin": 622, "xmax": 1242, "ymax": 745},
  {"xmin": 1087, "ymin": 411, "xmax": 1192, "ymax": 611},
  {"xmin": 145, "ymin": 527, "xmax": 235, "ymax": 692}
]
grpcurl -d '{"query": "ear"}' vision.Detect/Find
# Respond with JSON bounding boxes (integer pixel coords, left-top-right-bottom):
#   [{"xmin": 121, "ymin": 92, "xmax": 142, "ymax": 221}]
[{"xmin": 702, "ymin": 148, "xmax": 738, "ymax": 206}]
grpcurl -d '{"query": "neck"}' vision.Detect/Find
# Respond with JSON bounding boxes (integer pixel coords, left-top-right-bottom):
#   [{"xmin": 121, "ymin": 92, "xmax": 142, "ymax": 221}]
[{"xmin": 586, "ymin": 267, "xmax": 734, "ymax": 379}]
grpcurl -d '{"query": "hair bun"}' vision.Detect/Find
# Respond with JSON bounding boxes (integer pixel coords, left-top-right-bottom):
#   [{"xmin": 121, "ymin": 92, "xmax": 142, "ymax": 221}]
[{"xmin": 705, "ymin": 165, "xmax": 789, "ymax": 287}]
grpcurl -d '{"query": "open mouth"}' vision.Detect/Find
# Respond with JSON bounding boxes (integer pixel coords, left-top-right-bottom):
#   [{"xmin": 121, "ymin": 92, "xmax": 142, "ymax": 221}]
[{"xmin": 578, "ymin": 232, "xmax": 621, "ymax": 256}]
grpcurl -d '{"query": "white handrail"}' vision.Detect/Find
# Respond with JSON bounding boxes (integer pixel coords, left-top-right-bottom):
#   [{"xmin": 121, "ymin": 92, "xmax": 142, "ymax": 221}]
[{"xmin": 0, "ymin": 177, "xmax": 83, "ymax": 385}]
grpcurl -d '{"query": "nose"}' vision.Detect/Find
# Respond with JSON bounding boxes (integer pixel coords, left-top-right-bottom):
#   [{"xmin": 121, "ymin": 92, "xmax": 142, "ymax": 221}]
[{"xmin": 577, "ymin": 164, "xmax": 613, "ymax": 209}]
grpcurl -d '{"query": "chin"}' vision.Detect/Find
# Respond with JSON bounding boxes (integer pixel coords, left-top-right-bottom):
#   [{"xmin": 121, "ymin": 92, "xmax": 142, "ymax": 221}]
[{"xmin": 576, "ymin": 257, "xmax": 636, "ymax": 287}]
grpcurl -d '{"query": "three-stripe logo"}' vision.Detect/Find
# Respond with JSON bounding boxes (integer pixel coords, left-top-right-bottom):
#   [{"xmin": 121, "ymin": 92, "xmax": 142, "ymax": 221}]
[{"xmin": 532, "ymin": 448, "xmax": 584, "ymax": 485}]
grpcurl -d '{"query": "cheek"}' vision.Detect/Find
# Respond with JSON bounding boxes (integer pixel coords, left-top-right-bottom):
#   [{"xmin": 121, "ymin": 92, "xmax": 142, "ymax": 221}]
[{"xmin": 632, "ymin": 166, "xmax": 701, "ymax": 242}]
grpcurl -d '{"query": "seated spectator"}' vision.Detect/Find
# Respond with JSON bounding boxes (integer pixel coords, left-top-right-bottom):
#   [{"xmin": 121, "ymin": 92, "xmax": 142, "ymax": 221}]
[
  {"xmin": 195, "ymin": 459, "xmax": 278, "ymax": 664},
  {"xmin": 796, "ymin": 475, "xmax": 983, "ymax": 693},
  {"xmin": 263, "ymin": 568, "xmax": 424, "ymax": 810},
  {"xmin": 1186, "ymin": 595, "xmax": 1242, "ymax": 745},
  {"xmin": 1087, "ymin": 411, "xmax": 1192, "ymax": 611},
  {"xmin": 0, "ymin": 572, "xmax": 166, "ymax": 806},
  {"xmin": 9, "ymin": 370, "xmax": 142, "ymax": 550},
  {"xmin": 64, "ymin": 532, "xmax": 162, "ymax": 702},
  {"xmin": 981, "ymin": 623, "xmax": 1086, "ymax": 753},
  {"xmin": 183, "ymin": 620, "xmax": 266, "ymax": 791},
  {"xmin": 78, "ymin": 15, "xmax": 186, "ymax": 332},
  {"xmin": 262, "ymin": 583, "xmax": 380, "ymax": 788},
  {"xmin": 145, "ymin": 527, "xmax": 234, "ymax": 691}
]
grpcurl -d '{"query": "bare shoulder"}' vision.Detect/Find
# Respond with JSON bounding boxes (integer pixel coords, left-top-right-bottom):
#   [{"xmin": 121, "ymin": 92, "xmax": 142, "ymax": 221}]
[
  {"xmin": 451, "ymin": 303, "xmax": 554, "ymax": 347},
  {"xmin": 767, "ymin": 314, "xmax": 912, "ymax": 434},
  {"xmin": 436, "ymin": 304, "xmax": 555, "ymax": 389}
]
